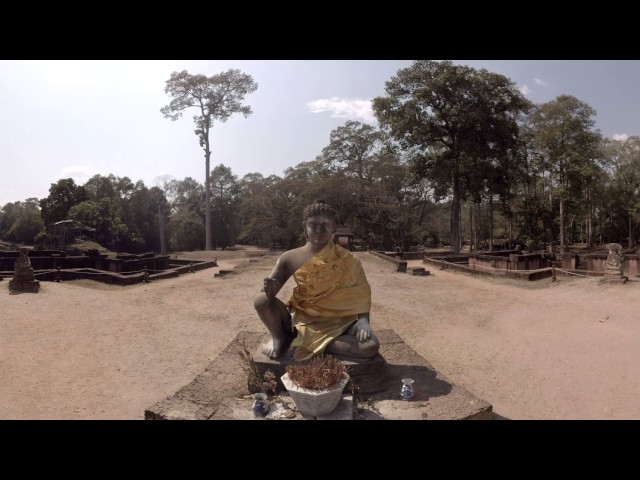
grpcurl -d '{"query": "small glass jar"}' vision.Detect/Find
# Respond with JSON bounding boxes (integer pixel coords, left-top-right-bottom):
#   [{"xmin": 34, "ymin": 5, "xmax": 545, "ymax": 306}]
[
  {"xmin": 400, "ymin": 378, "xmax": 414, "ymax": 400},
  {"xmin": 252, "ymin": 393, "xmax": 269, "ymax": 417}
]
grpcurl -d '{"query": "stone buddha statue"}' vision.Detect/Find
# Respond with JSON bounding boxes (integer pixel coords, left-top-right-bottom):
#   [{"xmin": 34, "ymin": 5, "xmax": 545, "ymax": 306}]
[{"xmin": 254, "ymin": 200, "xmax": 379, "ymax": 362}]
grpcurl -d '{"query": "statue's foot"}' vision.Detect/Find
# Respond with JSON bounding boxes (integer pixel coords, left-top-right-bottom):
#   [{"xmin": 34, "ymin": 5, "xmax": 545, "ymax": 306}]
[{"xmin": 261, "ymin": 336, "xmax": 292, "ymax": 359}]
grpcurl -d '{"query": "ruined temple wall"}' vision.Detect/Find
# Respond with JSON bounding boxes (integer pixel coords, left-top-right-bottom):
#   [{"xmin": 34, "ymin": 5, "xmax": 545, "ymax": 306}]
[
  {"xmin": 469, "ymin": 253, "xmax": 548, "ymax": 272},
  {"xmin": 581, "ymin": 255, "xmax": 639, "ymax": 276}
]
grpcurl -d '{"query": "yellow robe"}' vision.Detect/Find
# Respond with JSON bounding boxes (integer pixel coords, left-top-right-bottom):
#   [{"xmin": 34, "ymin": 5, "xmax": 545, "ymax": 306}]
[{"xmin": 288, "ymin": 241, "xmax": 371, "ymax": 361}]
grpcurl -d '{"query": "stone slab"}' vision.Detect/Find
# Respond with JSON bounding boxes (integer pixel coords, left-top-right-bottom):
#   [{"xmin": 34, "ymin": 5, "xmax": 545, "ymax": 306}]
[{"xmin": 145, "ymin": 329, "xmax": 493, "ymax": 420}]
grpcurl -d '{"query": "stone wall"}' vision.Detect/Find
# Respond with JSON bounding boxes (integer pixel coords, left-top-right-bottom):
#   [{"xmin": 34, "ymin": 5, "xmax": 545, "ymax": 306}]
[
  {"xmin": 580, "ymin": 254, "xmax": 639, "ymax": 277},
  {"xmin": 469, "ymin": 252, "xmax": 550, "ymax": 272},
  {"xmin": 367, "ymin": 251, "xmax": 407, "ymax": 272}
]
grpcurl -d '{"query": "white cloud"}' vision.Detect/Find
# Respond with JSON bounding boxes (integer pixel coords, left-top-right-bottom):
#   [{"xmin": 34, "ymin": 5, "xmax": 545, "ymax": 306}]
[
  {"xmin": 60, "ymin": 165, "xmax": 103, "ymax": 185},
  {"xmin": 534, "ymin": 78, "xmax": 549, "ymax": 87},
  {"xmin": 307, "ymin": 97, "xmax": 376, "ymax": 123},
  {"xmin": 613, "ymin": 133, "xmax": 629, "ymax": 141},
  {"xmin": 519, "ymin": 85, "xmax": 532, "ymax": 96}
]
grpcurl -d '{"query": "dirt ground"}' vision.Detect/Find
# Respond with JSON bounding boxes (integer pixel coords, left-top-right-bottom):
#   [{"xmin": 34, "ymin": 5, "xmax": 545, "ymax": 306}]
[{"xmin": 2, "ymin": 246, "xmax": 640, "ymax": 420}]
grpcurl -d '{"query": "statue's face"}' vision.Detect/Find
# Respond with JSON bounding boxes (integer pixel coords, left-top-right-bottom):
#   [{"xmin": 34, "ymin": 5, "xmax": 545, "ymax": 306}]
[{"xmin": 304, "ymin": 214, "xmax": 336, "ymax": 246}]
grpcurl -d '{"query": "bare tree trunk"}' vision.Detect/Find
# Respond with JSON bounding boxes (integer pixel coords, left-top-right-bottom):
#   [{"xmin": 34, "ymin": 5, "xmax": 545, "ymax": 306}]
[
  {"xmin": 549, "ymin": 192, "xmax": 553, "ymax": 253},
  {"xmin": 489, "ymin": 196, "xmax": 494, "ymax": 253},
  {"xmin": 559, "ymin": 197, "xmax": 565, "ymax": 254},
  {"xmin": 451, "ymin": 177, "xmax": 461, "ymax": 254},
  {"xmin": 474, "ymin": 202, "xmax": 480, "ymax": 253},
  {"xmin": 158, "ymin": 205, "xmax": 167, "ymax": 255},
  {"xmin": 586, "ymin": 186, "xmax": 593, "ymax": 247},
  {"xmin": 205, "ymin": 148, "xmax": 212, "ymax": 251},
  {"xmin": 469, "ymin": 203, "xmax": 473, "ymax": 253}
]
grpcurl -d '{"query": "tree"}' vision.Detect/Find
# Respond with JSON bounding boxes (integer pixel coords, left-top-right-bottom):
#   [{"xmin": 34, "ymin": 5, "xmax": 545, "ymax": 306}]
[
  {"xmin": 2, "ymin": 198, "xmax": 44, "ymax": 244},
  {"xmin": 209, "ymin": 164, "xmax": 239, "ymax": 249},
  {"xmin": 236, "ymin": 173, "xmax": 285, "ymax": 247},
  {"xmin": 68, "ymin": 198, "xmax": 127, "ymax": 250},
  {"xmin": 372, "ymin": 60, "xmax": 530, "ymax": 253},
  {"xmin": 0, "ymin": 202, "xmax": 23, "ymax": 240},
  {"xmin": 167, "ymin": 210, "xmax": 205, "ymax": 251},
  {"xmin": 601, "ymin": 136, "xmax": 640, "ymax": 248},
  {"xmin": 39, "ymin": 178, "xmax": 89, "ymax": 228},
  {"xmin": 529, "ymin": 95, "xmax": 601, "ymax": 253},
  {"xmin": 161, "ymin": 69, "xmax": 258, "ymax": 250}
]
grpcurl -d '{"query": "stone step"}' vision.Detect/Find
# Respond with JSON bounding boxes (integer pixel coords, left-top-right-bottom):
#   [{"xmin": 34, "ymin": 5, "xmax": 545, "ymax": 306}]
[
  {"xmin": 408, "ymin": 267, "xmax": 430, "ymax": 276},
  {"xmin": 214, "ymin": 269, "xmax": 233, "ymax": 277}
]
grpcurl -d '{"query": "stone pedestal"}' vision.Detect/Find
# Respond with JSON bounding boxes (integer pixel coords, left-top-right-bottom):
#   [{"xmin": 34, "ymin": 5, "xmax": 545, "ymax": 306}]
[
  {"xmin": 602, "ymin": 265, "xmax": 628, "ymax": 284},
  {"xmin": 145, "ymin": 329, "xmax": 494, "ymax": 420}
]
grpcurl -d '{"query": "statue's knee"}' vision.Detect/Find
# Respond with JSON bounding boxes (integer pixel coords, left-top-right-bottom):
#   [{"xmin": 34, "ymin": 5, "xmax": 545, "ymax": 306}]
[
  {"xmin": 254, "ymin": 293, "xmax": 269, "ymax": 311},
  {"xmin": 361, "ymin": 336, "xmax": 380, "ymax": 357},
  {"xmin": 326, "ymin": 333, "xmax": 380, "ymax": 359}
]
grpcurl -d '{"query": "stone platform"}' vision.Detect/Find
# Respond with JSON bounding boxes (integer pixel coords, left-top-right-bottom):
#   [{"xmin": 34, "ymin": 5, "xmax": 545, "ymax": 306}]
[{"xmin": 145, "ymin": 329, "xmax": 493, "ymax": 420}]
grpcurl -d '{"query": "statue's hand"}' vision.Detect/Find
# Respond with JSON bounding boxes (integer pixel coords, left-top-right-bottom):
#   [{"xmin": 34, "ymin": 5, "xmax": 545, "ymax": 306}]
[
  {"xmin": 262, "ymin": 277, "xmax": 279, "ymax": 298},
  {"xmin": 353, "ymin": 316, "xmax": 372, "ymax": 342}
]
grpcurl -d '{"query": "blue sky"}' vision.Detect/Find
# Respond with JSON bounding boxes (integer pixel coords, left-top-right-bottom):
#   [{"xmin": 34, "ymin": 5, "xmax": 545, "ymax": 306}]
[{"xmin": 1, "ymin": 60, "xmax": 638, "ymax": 206}]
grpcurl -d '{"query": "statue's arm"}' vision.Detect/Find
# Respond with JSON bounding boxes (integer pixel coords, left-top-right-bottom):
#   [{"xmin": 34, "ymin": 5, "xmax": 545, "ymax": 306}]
[{"xmin": 262, "ymin": 255, "xmax": 292, "ymax": 298}]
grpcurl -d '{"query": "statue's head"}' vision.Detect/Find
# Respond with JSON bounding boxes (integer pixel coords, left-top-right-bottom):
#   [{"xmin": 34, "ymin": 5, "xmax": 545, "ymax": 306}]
[
  {"xmin": 302, "ymin": 200, "xmax": 337, "ymax": 244},
  {"xmin": 302, "ymin": 200, "xmax": 337, "ymax": 222}
]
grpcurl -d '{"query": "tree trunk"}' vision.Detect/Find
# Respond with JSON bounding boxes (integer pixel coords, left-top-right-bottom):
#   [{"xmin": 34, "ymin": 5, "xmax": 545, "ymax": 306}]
[
  {"xmin": 158, "ymin": 205, "xmax": 167, "ymax": 255},
  {"xmin": 489, "ymin": 196, "xmax": 494, "ymax": 253},
  {"xmin": 474, "ymin": 202, "xmax": 480, "ymax": 253},
  {"xmin": 468, "ymin": 203, "xmax": 474, "ymax": 253},
  {"xmin": 559, "ymin": 197, "xmax": 565, "ymax": 254},
  {"xmin": 586, "ymin": 186, "xmax": 593, "ymax": 247},
  {"xmin": 548, "ymin": 191, "xmax": 554, "ymax": 253},
  {"xmin": 205, "ymin": 148, "xmax": 212, "ymax": 251},
  {"xmin": 451, "ymin": 176, "xmax": 461, "ymax": 254}
]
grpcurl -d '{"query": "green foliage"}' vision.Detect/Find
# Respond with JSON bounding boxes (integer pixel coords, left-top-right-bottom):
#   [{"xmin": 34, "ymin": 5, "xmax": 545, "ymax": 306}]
[
  {"xmin": 209, "ymin": 164, "xmax": 240, "ymax": 249},
  {"xmin": 6, "ymin": 200, "xmax": 44, "ymax": 244},
  {"xmin": 528, "ymin": 95, "xmax": 601, "ymax": 251},
  {"xmin": 373, "ymin": 60, "xmax": 531, "ymax": 253},
  {"xmin": 167, "ymin": 210, "xmax": 205, "ymax": 251},
  {"xmin": 39, "ymin": 178, "xmax": 89, "ymax": 228}
]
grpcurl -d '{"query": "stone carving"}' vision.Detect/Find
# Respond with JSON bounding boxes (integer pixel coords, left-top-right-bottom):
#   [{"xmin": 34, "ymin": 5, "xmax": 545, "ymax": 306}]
[
  {"xmin": 603, "ymin": 243, "xmax": 628, "ymax": 284},
  {"xmin": 254, "ymin": 200, "xmax": 379, "ymax": 361},
  {"xmin": 9, "ymin": 248, "xmax": 40, "ymax": 293}
]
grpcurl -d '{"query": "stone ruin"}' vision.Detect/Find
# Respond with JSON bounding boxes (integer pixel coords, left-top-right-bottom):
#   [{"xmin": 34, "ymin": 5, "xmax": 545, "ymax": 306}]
[
  {"xmin": 9, "ymin": 248, "xmax": 40, "ymax": 293},
  {"xmin": 602, "ymin": 243, "xmax": 628, "ymax": 284}
]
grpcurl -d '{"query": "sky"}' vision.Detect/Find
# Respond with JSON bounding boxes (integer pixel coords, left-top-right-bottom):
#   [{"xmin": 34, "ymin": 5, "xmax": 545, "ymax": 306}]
[{"xmin": 1, "ymin": 59, "xmax": 639, "ymax": 206}]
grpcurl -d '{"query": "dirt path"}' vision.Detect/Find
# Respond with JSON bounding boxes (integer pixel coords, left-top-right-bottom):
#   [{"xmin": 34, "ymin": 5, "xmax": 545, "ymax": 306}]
[{"xmin": 1, "ymin": 248, "xmax": 639, "ymax": 419}]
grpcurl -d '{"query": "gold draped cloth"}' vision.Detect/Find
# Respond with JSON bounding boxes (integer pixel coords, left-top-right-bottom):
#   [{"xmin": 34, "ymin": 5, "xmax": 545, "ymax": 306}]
[{"xmin": 288, "ymin": 241, "xmax": 371, "ymax": 361}]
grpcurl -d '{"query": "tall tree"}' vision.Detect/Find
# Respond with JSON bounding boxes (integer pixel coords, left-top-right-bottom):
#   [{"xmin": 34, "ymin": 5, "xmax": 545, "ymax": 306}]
[
  {"xmin": 161, "ymin": 69, "xmax": 258, "ymax": 250},
  {"xmin": 529, "ymin": 95, "xmax": 601, "ymax": 253},
  {"xmin": 601, "ymin": 136, "xmax": 640, "ymax": 248},
  {"xmin": 372, "ymin": 60, "xmax": 530, "ymax": 253},
  {"xmin": 209, "ymin": 164, "xmax": 239, "ymax": 249}
]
